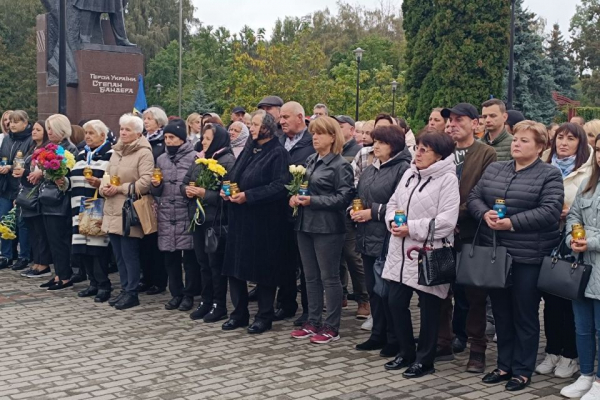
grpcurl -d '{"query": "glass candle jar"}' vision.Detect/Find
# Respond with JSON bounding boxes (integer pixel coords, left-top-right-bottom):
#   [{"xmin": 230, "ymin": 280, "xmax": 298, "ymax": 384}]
[
  {"xmin": 110, "ymin": 175, "xmax": 121, "ymax": 186},
  {"xmin": 83, "ymin": 166, "xmax": 93, "ymax": 178},
  {"xmin": 298, "ymin": 184, "xmax": 309, "ymax": 196},
  {"xmin": 394, "ymin": 210, "xmax": 407, "ymax": 226},
  {"xmin": 493, "ymin": 198, "xmax": 507, "ymax": 219},
  {"xmin": 222, "ymin": 181, "xmax": 231, "ymax": 196},
  {"xmin": 352, "ymin": 199, "xmax": 364, "ymax": 212},
  {"xmin": 152, "ymin": 167, "xmax": 163, "ymax": 182},
  {"xmin": 572, "ymin": 224, "xmax": 586, "ymax": 240},
  {"xmin": 230, "ymin": 183, "xmax": 240, "ymax": 197},
  {"xmin": 189, "ymin": 182, "xmax": 196, "ymax": 187}
]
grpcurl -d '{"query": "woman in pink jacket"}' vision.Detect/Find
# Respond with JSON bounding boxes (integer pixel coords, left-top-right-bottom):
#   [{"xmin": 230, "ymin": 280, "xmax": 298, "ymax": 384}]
[{"xmin": 382, "ymin": 132, "xmax": 460, "ymax": 378}]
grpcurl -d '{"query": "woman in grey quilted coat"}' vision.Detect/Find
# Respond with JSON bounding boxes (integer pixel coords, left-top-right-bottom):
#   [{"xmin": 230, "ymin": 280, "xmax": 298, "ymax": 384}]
[
  {"xmin": 151, "ymin": 119, "xmax": 198, "ymax": 312},
  {"xmin": 563, "ymin": 134, "xmax": 600, "ymax": 399}
]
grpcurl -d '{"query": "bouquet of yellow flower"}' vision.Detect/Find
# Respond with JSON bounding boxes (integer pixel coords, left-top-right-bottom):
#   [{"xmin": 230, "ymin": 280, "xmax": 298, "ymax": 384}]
[
  {"xmin": 189, "ymin": 158, "xmax": 228, "ymax": 231},
  {"xmin": 0, "ymin": 207, "xmax": 17, "ymax": 240},
  {"xmin": 285, "ymin": 164, "xmax": 307, "ymax": 217}
]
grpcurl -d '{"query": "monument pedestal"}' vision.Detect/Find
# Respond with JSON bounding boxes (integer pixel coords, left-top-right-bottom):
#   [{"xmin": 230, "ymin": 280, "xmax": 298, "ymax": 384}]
[{"xmin": 37, "ymin": 15, "xmax": 144, "ymax": 133}]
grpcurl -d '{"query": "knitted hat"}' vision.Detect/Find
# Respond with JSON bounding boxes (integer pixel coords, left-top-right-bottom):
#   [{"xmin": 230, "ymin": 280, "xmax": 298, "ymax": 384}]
[{"xmin": 163, "ymin": 118, "xmax": 187, "ymax": 142}]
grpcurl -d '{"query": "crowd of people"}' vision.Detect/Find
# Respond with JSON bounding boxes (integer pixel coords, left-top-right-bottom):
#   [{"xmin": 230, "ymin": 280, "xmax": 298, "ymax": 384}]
[{"xmin": 3, "ymin": 97, "xmax": 600, "ymax": 397}]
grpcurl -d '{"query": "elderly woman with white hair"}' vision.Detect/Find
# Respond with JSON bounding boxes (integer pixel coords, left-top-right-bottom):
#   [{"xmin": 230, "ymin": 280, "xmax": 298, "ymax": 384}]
[
  {"xmin": 71, "ymin": 120, "xmax": 114, "ymax": 302},
  {"xmin": 37, "ymin": 114, "xmax": 77, "ymax": 290},
  {"xmin": 140, "ymin": 106, "xmax": 168, "ymax": 295},
  {"xmin": 101, "ymin": 114, "xmax": 154, "ymax": 310},
  {"xmin": 228, "ymin": 121, "xmax": 250, "ymax": 158}
]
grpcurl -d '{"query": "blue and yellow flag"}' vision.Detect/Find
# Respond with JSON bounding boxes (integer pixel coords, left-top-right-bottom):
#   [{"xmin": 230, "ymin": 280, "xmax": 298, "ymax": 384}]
[{"xmin": 133, "ymin": 74, "xmax": 147, "ymax": 115}]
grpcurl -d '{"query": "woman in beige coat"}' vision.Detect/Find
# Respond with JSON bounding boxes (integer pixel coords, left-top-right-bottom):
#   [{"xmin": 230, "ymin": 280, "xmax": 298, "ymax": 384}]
[{"xmin": 101, "ymin": 114, "xmax": 154, "ymax": 310}]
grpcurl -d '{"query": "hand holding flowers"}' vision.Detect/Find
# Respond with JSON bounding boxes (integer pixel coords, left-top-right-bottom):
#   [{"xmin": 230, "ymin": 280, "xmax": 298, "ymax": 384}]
[{"xmin": 285, "ymin": 164, "xmax": 307, "ymax": 217}]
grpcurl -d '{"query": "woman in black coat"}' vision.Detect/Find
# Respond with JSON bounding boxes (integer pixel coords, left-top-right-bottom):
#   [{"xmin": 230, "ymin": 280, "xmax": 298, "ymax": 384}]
[
  {"xmin": 289, "ymin": 116, "xmax": 354, "ymax": 344},
  {"xmin": 184, "ymin": 124, "xmax": 236, "ymax": 323},
  {"xmin": 468, "ymin": 121, "xmax": 564, "ymax": 391},
  {"xmin": 221, "ymin": 111, "xmax": 291, "ymax": 334},
  {"xmin": 352, "ymin": 125, "xmax": 411, "ymax": 360}
]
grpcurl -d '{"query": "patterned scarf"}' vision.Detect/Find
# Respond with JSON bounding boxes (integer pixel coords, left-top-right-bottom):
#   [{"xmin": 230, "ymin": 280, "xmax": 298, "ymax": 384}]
[
  {"xmin": 146, "ymin": 128, "xmax": 164, "ymax": 143},
  {"xmin": 231, "ymin": 125, "xmax": 250, "ymax": 150},
  {"xmin": 551, "ymin": 153, "xmax": 577, "ymax": 178}
]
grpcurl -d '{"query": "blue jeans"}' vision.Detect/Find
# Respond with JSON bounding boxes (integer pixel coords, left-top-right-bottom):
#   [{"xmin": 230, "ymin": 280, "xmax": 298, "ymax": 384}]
[
  {"xmin": 0, "ymin": 198, "xmax": 30, "ymax": 260},
  {"xmin": 572, "ymin": 297, "xmax": 600, "ymax": 377}
]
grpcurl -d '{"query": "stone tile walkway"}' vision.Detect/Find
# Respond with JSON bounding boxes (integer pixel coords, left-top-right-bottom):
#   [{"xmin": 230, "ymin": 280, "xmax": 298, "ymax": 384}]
[{"xmin": 0, "ymin": 270, "xmax": 573, "ymax": 399}]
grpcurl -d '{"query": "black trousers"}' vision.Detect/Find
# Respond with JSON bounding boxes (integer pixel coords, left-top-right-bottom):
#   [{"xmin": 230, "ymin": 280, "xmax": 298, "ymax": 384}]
[
  {"xmin": 489, "ymin": 262, "xmax": 541, "ymax": 378},
  {"xmin": 229, "ymin": 276, "xmax": 276, "ymax": 323},
  {"xmin": 388, "ymin": 281, "xmax": 442, "ymax": 366},
  {"xmin": 140, "ymin": 233, "xmax": 167, "ymax": 289},
  {"xmin": 43, "ymin": 215, "xmax": 72, "ymax": 280},
  {"xmin": 276, "ymin": 227, "xmax": 304, "ymax": 313},
  {"xmin": 80, "ymin": 252, "xmax": 110, "ymax": 290},
  {"xmin": 363, "ymin": 254, "xmax": 397, "ymax": 345},
  {"xmin": 193, "ymin": 227, "xmax": 227, "ymax": 308},
  {"xmin": 542, "ymin": 292, "xmax": 577, "ymax": 359},
  {"xmin": 25, "ymin": 216, "xmax": 52, "ymax": 265},
  {"xmin": 164, "ymin": 250, "xmax": 199, "ymax": 298}
]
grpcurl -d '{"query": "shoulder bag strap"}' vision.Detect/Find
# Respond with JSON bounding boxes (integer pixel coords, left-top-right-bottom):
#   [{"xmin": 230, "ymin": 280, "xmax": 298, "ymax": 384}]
[{"xmin": 468, "ymin": 219, "xmax": 484, "ymax": 257}]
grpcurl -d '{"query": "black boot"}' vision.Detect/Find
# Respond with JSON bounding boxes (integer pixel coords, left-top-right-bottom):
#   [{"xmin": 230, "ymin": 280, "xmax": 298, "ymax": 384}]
[
  {"xmin": 165, "ymin": 296, "xmax": 183, "ymax": 310},
  {"xmin": 203, "ymin": 305, "xmax": 227, "ymax": 323},
  {"xmin": 178, "ymin": 296, "xmax": 194, "ymax": 311},
  {"xmin": 78, "ymin": 286, "xmax": 98, "ymax": 297},
  {"xmin": 108, "ymin": 290, "xmax": 126, "ymax": 307},
  {"xmin": 190, "ymin": 302, "xmax": 212, "ymax": 320},
  {"xmin": 94, "ymin": 289, "xmax": 111, "ymax": 303},
  {"xmin": 115, "ymin": 293, "xmax": 140, "ymax": 310}
]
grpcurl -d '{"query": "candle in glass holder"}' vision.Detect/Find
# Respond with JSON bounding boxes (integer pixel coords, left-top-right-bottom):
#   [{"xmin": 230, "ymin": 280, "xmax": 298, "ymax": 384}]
[
  {"xmin": 572, "ymin": 224, "xmax": 586, "ymax": 240},
  {"xmin": 298, "ymin": 184, "xmax": 309, "ymax": 196},
  {"xmin": 110, "ymin": 175, "xmax": 121, "ymax": 186},
  {"xmin": 222, "ymin": 180, "xmax": 231, "ymax": 196},
  {"xmin": 394, "ymin": 210, "xmax": 407, "ymax": 226},
  {"xmin": 189, "ymin": 182, "xmax": 196, "ymax": 187},
  {"xmin": 352, "ymin": 199, "xmax": 364, "ymax": 212},
  {"xmin": 229, "ymin": 183, "xmax": 240, "ymax": 197},
  {"xmin": 83, "ymin": 166, "xmax": 93, "ymax": 178},
  {"xmin": 153, "ymin": 167, "xmax": 163, "ymax": 182}
]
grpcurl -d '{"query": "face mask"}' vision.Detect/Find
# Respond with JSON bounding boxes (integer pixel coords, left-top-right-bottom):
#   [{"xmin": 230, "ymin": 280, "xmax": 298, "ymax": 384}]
[{"xmin": 166, "ymin": 145, "xmax": 181, "ymax": 155}]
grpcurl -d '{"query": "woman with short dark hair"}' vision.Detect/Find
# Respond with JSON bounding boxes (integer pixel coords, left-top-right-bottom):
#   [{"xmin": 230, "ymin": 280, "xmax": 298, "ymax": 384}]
[
  {"xmin": 469, "ymin": 121, "xmax": 563, "ymax": 391},
  {"xmin": 382, "ymin": 132, "xmax": 459, "ymax": 378},
  {"xmin": 353, "ymin": 125, "xmax": 412, "ymax": 356}
]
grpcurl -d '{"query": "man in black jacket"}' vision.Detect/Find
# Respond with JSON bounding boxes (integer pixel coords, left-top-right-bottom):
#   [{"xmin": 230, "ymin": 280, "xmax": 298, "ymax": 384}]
[
  {"xmin": 273, "ymin": 101, "xmax": 315, "ymax": 324},
  {"xmin": 334, "ymin": 115, "xmax": 370, "ymax": 318}
]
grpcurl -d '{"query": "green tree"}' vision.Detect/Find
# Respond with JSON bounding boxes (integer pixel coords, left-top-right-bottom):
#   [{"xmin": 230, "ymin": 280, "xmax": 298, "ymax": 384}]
[
  {"xmin": 546, "ymin": 23, "xmax": 577, "ymax": 99},
  {"xmin": 570, "ymin": 0, "xmax": 600, "ymax": 106},
  {"xmin": 509, "ymin": 0, "xmax": 556, "ymax": 123}
]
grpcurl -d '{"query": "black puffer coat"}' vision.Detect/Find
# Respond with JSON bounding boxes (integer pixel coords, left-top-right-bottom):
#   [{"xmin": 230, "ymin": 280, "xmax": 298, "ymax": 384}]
[
  {"xmin": 0, "ymin": 125, "xmax": 34, "ymax": 200},
  {"xmin": 467, "ymin": 159, "xmax": 563, "ymax": 265},
  {"xmin": 355, "ymin": 148, "xmax": 411, "ymax": 257}
]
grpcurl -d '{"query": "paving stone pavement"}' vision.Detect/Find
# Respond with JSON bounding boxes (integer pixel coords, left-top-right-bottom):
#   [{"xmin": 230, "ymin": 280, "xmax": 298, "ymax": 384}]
[{"xmin": 0, "ymin": 269, "xmax": 575, "ymax": 400}]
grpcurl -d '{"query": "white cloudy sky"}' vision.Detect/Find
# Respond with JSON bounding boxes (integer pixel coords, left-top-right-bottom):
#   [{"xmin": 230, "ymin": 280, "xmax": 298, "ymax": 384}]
[{"xmin": 191, "ymin": 0, "xmax": 580, "ymax": 37}]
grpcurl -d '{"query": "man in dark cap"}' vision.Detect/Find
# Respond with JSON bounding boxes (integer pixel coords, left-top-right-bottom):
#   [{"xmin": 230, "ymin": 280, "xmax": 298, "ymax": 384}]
[
  {"xmin": 257, "ymin": 96, "xmax": 284, "ymax": 122},
  {"xmin": 506, "ymin": 110, "xmax": 526, "ymax": 134},
  {"xmin": 230, "ymin": 107, "xmax": 246, "ymax": 124}
]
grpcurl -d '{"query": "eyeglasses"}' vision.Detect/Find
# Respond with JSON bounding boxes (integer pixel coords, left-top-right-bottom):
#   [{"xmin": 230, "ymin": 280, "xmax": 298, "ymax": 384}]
[{"xmin": 415, "ymin": 147, "xmax": 434, "ymax": 155}]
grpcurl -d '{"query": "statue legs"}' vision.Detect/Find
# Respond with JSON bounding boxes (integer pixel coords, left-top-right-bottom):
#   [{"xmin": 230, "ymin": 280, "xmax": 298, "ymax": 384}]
[
  {"xmin": 78, "ymin": 9, "xmax": 98, "ymax": 44},
  {"xmin": 109, "ymin": 10, "xmax": 135, "ymax": 46}
]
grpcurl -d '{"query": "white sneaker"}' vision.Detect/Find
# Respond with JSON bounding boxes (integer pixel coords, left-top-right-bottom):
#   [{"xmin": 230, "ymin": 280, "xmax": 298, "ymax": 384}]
[
  {"xmin": 535, "ymin": 353, "xmax": 560, "ymax": 375},
  {"xmin": 582, "ymin": 381, "xmax": 600, "ymax": 400},
  {"xmin": 561, "ymin": 375, "xmax": 594, "ymax": 398},
  {"xmin": 555, "ymin": 357, "xmax": 580, "ymax": 378},
  {"xmin": 361, "ymin": 316, "xmax": 372, "ymax": 331}
]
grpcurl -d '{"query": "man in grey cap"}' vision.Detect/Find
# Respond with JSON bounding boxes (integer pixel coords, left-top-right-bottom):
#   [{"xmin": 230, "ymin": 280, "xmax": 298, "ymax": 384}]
[
  {"xmin": 333, "ymin": 115, "xmax": 370, "ymax": 319},
  {"xmin": 257, "ymin": 95, "xmax": 284, "ymax": 121}
]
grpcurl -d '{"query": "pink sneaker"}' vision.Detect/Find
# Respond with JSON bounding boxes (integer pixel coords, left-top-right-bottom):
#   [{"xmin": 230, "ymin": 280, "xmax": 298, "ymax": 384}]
[
  {"xmin": 310, "ymin": 326, "xmax": 340, "ymax": 344},
  {"xmin": 291, "ymin": 322, "xmax": 318, "ymax": 339}
]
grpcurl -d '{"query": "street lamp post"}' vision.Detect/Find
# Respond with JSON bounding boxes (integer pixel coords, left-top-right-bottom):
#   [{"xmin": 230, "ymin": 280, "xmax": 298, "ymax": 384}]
[
  {"xmin": 507, "ymin": 0, "xmax": 516, "ymax": 110},
  {"xmin": 391, "ymin": 80, "xmax": 398, "ymax": 117},
  {"xmin": 155, "ymin": 83, "xmax": 163, "ymax": 100},
  {"xmin": 353, "ymin": 47, "xmax": 364, "ymax": 121},
  {"xmin": 58, "ymin": 0, "xmax": 67, "ymax": 114},
  {"xmin": 178, "ymin": 0, "xmax": 183, "ymax": 116}
]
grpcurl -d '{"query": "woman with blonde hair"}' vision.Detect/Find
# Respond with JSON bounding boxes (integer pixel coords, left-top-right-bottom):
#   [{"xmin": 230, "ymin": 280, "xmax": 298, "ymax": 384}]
[
  {"xmin": 1, "ymin": 110, "xmax": 13, "ymax": 148},
  {"xmin": 186, "ymin": 113, "xmax": 201, "ymax": 146},
  {"xmin": 584, "ymin": 120, "xmax": 600, "ymax": 143},
  {"xmin": 290, "ymin": 116, "xmax": 354, "ymax": 344}
]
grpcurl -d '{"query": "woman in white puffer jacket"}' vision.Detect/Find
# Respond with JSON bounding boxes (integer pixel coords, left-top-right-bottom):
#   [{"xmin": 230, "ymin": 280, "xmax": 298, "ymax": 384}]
[{"xmin": 382, "ymin": 131, "xmax": 459, "ymax": 379}]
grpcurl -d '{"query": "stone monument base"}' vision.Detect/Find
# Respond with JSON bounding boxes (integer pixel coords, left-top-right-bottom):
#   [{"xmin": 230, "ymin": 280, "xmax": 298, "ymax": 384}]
[{"xmin": 37, "ymin": 15, "xmax": 144, "ymax": 133}]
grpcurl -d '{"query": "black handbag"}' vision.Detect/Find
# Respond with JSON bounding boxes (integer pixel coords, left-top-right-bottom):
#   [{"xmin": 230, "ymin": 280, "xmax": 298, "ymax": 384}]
[
  {"xmin": 373, "ymin": 233, "xmax": 390, "ymax": 298},
  {"xmin": 205, "ymin": 199, "xmax": 228, "ymax": 254},
  {"xmin": 456, "ymin": 220, "xmax": 513, "ymax": 289},
  {"xmin": 38, "ymin": 181, "xmax": 65, "ymax": 207},
  {"xmin": 122, "ymin": 183, "xmax": 140, "ymax": 237},
  {"xmin": 537, "ymin": 236, "xmax": 592, "ymax": 301},
  {"xmin": 417, "ymin": 219, "xmax": 456, "ymax": 286},
  {"xmin": 15, "ymin": 185, "xmax": 39, "ymax": 210}
]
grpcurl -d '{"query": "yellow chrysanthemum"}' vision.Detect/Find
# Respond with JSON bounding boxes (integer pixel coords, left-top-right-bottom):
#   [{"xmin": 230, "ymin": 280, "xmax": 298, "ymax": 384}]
[
  {"xmin": 195, "ymin": 158, "xmax": 209, "ymax": 165},
  {"xmin": 208, "ymin": 163, "xmax": 226, "ymax": 176},
  {"xmin": 64, "ymin": 151, "xmax": 76, "ymax": 170},
  {"xmin": 207, "ymin": 159, "xmax": 218, "ymax": 165}
]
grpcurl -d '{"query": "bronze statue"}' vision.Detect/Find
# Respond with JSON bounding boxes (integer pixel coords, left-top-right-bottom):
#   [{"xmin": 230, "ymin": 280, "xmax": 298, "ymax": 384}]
[{"xmin": 74, "ymin": 0, "xmax": 135, "ymax": 46}]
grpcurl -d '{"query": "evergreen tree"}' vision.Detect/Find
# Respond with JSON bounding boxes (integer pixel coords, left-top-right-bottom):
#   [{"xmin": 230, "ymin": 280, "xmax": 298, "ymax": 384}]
[
  {"xmin": 570, "ymin": 0, "xmax": 600, "ymax": 106},
  {"xmin": 508, "ymin": 0, "xmax": 556, "ymax": 123},
  {"xmin": 403, "ymin": 0, "xmax": 510, "ymax": 126},
  {"xmin": 546, "ymin": 23, "xmax": 577, "ymax": 99},
  {"xmin": 183, "ymin": 81, "xmax": 215, "ymax": 117}
]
